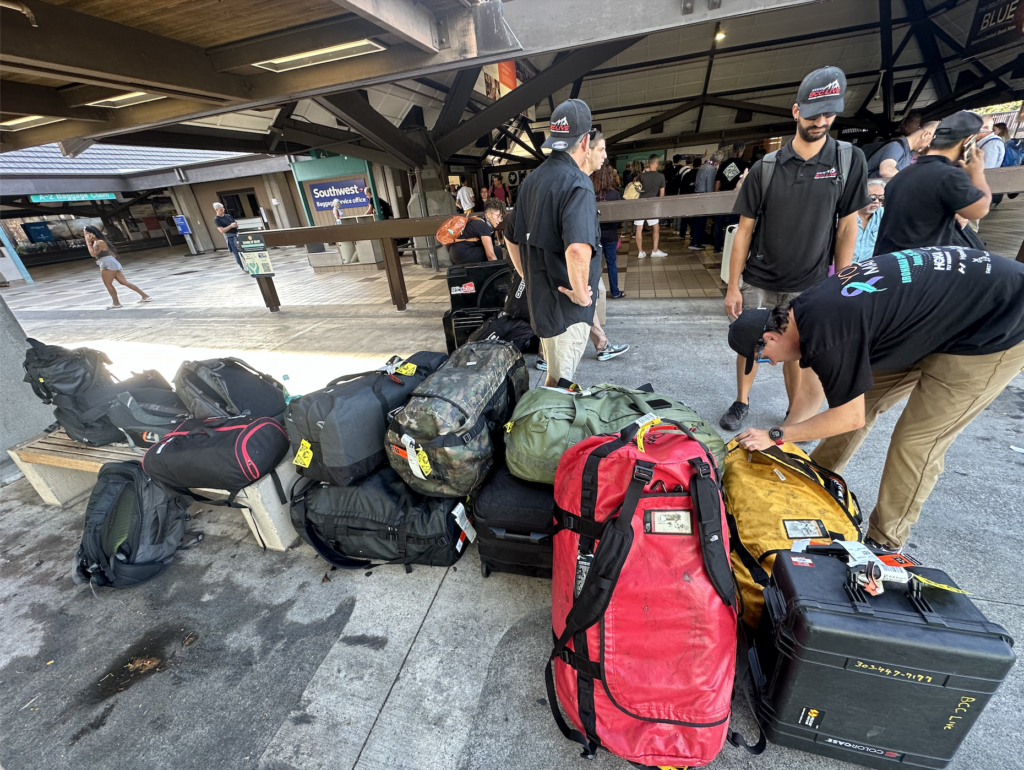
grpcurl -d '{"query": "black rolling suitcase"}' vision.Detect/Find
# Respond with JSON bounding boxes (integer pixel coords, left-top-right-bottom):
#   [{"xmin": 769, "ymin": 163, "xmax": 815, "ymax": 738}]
[
  {"xmin": 751, "ymin": 550, "xmax": 1016, "ymax": 769},
  {"xmin": 471, "ymin": 464, "xmax": 555, "ymax": 578},
  {"xmin": 446, "ymin": 262, "xmax": 512, "ymax": 311},
  {"xmin": 442, "ymin": 308, "xmax": 501, "ymax": 353}
]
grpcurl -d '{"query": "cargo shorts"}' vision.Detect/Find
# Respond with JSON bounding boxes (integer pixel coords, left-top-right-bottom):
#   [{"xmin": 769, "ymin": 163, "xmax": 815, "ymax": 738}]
[
  {"xmin": 739, "ymin": 278, "xmax": 803, "ymax": 311},
  {"xmin": 541, "ymin": 322, "xmax": 590, "ymax": 386}
]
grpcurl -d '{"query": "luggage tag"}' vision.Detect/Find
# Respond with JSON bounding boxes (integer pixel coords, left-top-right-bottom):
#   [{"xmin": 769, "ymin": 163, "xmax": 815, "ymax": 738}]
[
  {"xmin": 399, "ymin": 434, "xmax": 429, "ymax": 479},
  {"xmin": 394, "ymin": 362, "xmax": 417, "ymax": 376},
  {"xmin": 633, "ymin": 413, "xmax": 660, "ymax": 453},
  {"xmin": 451, "ymin": 502, "xmax": 477, "ymax": 552},
  {"xmin": 836, "ymin": 540, "xmax": 911, "ymax": 595},
  {"xmin": 292, "ymin": 439, "xmax": 313, "ymax": 468},
  {"xmin": 574, "ymin": 553, "xmax": 594, "ymax": 598}
]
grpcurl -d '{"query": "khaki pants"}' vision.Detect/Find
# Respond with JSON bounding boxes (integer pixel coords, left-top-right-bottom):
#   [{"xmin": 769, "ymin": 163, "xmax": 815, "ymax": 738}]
[
  {"xmin": 811, "ymin": 339, "xmax": 1024, "ymax": 548},
  {"xmin": 541, "ymin": 322, "xmax": 590, "ymax": 386}
]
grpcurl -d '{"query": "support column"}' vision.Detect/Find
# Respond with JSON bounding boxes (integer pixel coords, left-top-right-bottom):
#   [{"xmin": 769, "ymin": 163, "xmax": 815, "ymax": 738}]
[
  {"xmin": 169, "ymin": 184, "xmax": 215, "ymax": 253},
  {"xmin": 0, "ymin": 297, "xmax": 55, "ymax": 483}
]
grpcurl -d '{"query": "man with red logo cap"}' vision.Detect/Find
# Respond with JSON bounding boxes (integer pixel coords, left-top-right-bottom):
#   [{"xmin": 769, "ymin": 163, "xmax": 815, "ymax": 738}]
[{"xmin": 505, "ymin": 99, "xmax": 602, "ymax": 386}]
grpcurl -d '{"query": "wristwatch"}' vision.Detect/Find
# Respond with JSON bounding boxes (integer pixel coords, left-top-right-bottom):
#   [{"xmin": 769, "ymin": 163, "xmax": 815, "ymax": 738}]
[{"xmin": 768, "ymin": 427, "xmax": 785, "ymax": 446}]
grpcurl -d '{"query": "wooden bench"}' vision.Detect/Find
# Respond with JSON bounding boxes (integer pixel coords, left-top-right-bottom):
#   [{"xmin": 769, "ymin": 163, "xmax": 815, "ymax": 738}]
[{"xmin": 7, "ymin": 429, "xmax": 299, "ymax": 551}]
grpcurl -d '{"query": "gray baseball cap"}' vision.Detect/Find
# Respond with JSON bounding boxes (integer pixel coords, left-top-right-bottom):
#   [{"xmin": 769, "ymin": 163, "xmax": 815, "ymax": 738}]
[
  {"xmin": 796, "ymin": 66, "xmax": 846, "ymax": 118},
  {"xmin": 542, "ymin": 99, "xmax": 592, "ymax": 151},
  {"xmin": 934, "ymin": 110, "xmax": 984, "ymax": 141}
]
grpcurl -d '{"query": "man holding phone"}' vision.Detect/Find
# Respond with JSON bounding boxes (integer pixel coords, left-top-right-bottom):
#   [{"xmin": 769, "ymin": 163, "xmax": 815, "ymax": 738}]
[{"xmin": 873, "ymin": 111, "xmax": 991, "ymax": 255}]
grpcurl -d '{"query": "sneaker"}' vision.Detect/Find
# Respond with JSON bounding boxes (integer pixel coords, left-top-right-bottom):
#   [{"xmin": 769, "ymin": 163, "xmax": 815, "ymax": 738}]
[
  {"xmin": 688, "ymin": 244, "xmax": 704, "ymax": 251},
  {"xmin": 651, "ymin": 250, "xmax": 668, "ymax": 258},
  {"xmin": 536, "ymin": 359, "xmax": 548, "ymax": 371},
  {"xmin": 610, "ymin": 291, "xmax": 627, "ymax": 299},
  {"xmin": 597, "ymin": 343, "xmax": 629, "ymax": 361},
  {"xmin": 719, "ymin": 400, "xmax": 749, "ymax": 431},
  {"xmin": 106, "ymin": 304, "xmax": 124, "ymax": 310},
  {"xmin": 637, "ymin": 251, "xmax": 647, "ymax": 259},
  {"xmin": 864, "ymin": 536, "xmax": 902, "ymax": 554}
]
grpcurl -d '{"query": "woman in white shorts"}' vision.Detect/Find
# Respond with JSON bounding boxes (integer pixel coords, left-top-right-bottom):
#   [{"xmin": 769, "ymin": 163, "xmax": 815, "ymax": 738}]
[{"xmin": 84, "ymin": 226, "xmax": 152, "ymax": 309}]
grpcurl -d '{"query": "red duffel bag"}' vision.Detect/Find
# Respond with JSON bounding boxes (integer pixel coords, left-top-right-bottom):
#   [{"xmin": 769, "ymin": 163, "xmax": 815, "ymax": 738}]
[{"xmin": 547, "ymin": 420, "xmax": 739, "ymax": 768}]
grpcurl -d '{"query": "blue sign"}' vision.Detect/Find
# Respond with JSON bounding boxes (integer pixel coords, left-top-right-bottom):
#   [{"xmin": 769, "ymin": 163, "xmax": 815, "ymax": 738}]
[
  {"xmin": 172, "ymin": 215, "xmax": 192, "ymax": 235},
  {"xmin": 309, "ymin": 178, "xmax": 369, "ymax": 211},
  {"xmin": 22, "ymin": 222, "xmax": 54, "ymax": 243}
]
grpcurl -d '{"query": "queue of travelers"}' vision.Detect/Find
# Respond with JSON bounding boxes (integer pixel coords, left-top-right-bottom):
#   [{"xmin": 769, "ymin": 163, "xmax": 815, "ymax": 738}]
[{"xmin": 504, "ymin": 68, "xmax": 1022, "ymax": 553}]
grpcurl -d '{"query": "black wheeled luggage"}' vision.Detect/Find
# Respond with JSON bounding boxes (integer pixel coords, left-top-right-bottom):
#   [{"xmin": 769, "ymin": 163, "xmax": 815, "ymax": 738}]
[
  {"xmin": 446, "ymin": 262, "xmax": 512, "ymax": 311},
  {"xmin": 442, "ymin": 308, "xmax": 501, "ymax": 353},
  {"xmin": 471, "ymin": 464, "xmax": 554, "ymax": 578},
  {"xmin": 751, "ymin": 551, "xmax": 1016, "ymax": 769}
]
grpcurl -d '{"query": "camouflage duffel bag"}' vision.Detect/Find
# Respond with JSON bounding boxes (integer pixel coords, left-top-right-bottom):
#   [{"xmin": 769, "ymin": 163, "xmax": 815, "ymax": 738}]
[{"xmin": 385, "ymin": 340, "xmax": 529, "ymax": 497}]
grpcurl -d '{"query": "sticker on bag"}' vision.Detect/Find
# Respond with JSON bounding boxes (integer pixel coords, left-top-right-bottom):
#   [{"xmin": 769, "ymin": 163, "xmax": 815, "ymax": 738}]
[
  {"xmin": 395, "ymin": 362, "xmax": 417, "ymax": 376},
  {"xmin": 783, "ymin": 519, "xmax": 828, "ymax": 539},
  {"xmin": 292, "ymin": 439, "xmax": 314, "ymax": 468},
  {"xmin": 644, "ymin": 509, "xmax": 692, "ymax": 535}
]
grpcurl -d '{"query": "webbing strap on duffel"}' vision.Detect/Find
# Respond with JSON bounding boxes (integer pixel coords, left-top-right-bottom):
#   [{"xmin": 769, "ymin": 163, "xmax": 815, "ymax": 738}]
[
  {"xmin": 689, "ymin": 456, "xmax": 736, "ymax": 608},
  {"xmin": 726, "ymin": 512, "xmax": 770, "ymax": 586},
  {"xmin": 759, "ymin": 445, "xmax": 861, "ymax": 529},
  {"xmin": 727, "ymin": 623, "xmax": 768, "ymax": 756}
]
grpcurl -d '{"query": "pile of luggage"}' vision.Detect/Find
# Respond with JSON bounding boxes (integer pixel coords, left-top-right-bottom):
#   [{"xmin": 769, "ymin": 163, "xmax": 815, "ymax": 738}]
[{"xmin": 442, "ymin": 261, "xmax": 537, "ymax": 354}]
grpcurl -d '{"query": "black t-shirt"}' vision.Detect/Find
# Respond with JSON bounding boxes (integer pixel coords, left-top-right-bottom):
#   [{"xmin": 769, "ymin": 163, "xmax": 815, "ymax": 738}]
[
  {"xmin": 214, "ymin": 214, "xmax": 238, "ymax": 238},
  {"xmin": 716, "ymin": 158, "xmax": 748, "ymax": 192},
  {"xmin": 872, "ymin": 156, "xmax": 984, "ymax": 256},
  {"xmin": 505, "ymin": 151, "xmax": 600, "ymax": 339},
  {"xmin": 679, "ymin": 167, "xmax": 697, "ymax": 195},
  {"xmin": 639, "ymin": 170, "xmax": 666, "ymax": 199},
  {"xmin": 793, "ymin": 248, "xmax": 1024, "ymax": 407},
  {"xmin": 734, "ymin": 136, "xmax": 870, "ymax": 292},
  {"xmin": 449, "ymin": 217, "xmax": 493, "ymax": 265},
  {"xmin": 597, "ymin": 189, "xmax": 622, "ymax": 244}
]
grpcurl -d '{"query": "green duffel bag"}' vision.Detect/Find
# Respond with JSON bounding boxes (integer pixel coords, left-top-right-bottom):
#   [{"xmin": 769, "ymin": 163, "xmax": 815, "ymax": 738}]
[{"xmin": 504, "ymin": 383, "xmax": 725, "ymax": 484}]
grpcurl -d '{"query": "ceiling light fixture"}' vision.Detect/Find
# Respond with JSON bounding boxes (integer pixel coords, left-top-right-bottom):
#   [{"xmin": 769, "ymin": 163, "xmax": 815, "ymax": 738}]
[
  {"xmin": 0, "ymin": 115, "xmax": 65, "ymax": 131},
  {"xmin": 715, "ymin": 31, "xmax": 726, "ymax": 41},
  {"xmin": 86, "ymin": 91, "xmax": 165, "ymax": 109},
  {"xmin": 253, "ymin": 39, "xmax": 386, "ymax": 73}
]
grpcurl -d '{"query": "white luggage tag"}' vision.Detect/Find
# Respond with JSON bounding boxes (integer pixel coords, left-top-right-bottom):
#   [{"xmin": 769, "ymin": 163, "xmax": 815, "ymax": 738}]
[
  {"xmin": 378, "ymin": 355, "xmax": 403, "ymax": 376},
  {"xmin": 837, "ymin": 540, "xmax": 911, "ymax": 591},
  {"xmin": 451, "ymin": 502, "xmax": 477, "ymax": 552},
  {"xmin": 400, "ymin": 434, "xmax": 428, "ymax": 480}
]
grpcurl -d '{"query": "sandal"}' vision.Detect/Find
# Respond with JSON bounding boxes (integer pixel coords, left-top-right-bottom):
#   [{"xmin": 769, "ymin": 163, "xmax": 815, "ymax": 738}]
[
  {"xmin": 610, "ymin": 292, "xmax": 627, "ymax": 299},
  {"xmin": 106, "ymin": 304, "xmax": 124, "ymax": 310},
  {"xmin": 139, "ymin": 296, "xmax": 154, "ymax": 303}
]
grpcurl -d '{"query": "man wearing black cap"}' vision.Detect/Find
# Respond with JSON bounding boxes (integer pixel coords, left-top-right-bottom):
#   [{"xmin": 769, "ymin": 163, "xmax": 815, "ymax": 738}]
[
  {"xmin": 728, "ymin": 247, "xmax": 1024, "ymax": 550},
  {"xmin": 873, "ymin": 111, "xmax": 991, "ymax": 255},
  {"xmin": 719, "ymin": 65, "xmax": 870, "ymax": 433},
  {"xmin": 505, "ymin": 99, "xmax": 602, "ymax": 386}
]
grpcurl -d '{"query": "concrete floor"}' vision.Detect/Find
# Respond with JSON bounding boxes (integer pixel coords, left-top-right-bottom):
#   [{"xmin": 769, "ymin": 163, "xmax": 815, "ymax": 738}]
[{"xmin": 1, "ymin": 268, "xmax": 1023, "ymax": 769}]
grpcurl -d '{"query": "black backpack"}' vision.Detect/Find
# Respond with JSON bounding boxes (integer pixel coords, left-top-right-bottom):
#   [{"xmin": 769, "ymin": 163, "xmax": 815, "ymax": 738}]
[
  {"xmin": 174, "ymin": 358, "xmax": 286, "ymax": 421},
  {"xmin": 106, "ymin": 388, "xmax": 190, "ymax": 449},
  {"xmin": 72, "ymin": 462, "xmax": 197, "ymax": 589},
  {"xmin": 23, "ymin": 338, "xmax": 114, "ymax": 404},
  {"xmin": 291, "ymin": 467, "xmax": 468, "ymax": 572},
  {"xmin": 284, "ymin": 351, "xmax": 448, "ymax": 487},
  {"xmin": 467, "ymin": 314, "xmax": 538, "ymax": 353}
]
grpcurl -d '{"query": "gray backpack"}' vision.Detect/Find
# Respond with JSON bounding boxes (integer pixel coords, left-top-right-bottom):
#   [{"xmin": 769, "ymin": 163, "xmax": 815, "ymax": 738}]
[{"xmin": 73, "ymin": 462, "xmax": 199, "ymax": 589}]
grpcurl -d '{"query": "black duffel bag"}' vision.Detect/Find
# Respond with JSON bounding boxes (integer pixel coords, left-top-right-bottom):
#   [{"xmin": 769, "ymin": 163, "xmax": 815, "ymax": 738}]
[
  {"xmin": 466, "ymin": 313, "xmax": 538, "ymax": 353},
  {"xmin": 291, "ymin": 467, "xmax": 469, "ymax": 572},
  {"xmin": 52, "ymin": 370, "xmax": 175, "ymax": 448},
  {"xmin": 285, "ymin": 351, "xmax": 448, "ymax": 486},
  {"xmin": 143, "ymin": 415, "xmax": 290, "ymax": 493},
  {"xmin": 23, "ymin": 338, "xmax": 114, "ymax": 404}
]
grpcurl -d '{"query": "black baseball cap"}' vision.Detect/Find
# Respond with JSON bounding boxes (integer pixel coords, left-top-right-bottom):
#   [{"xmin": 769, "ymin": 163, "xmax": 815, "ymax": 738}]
[
  {"xmin": 934, "ymin": 110, "xmax": 984, "ymax": 141},
  {"xmin": 796, "ymin": 66, "xmax": 846, "ymax": 118},
  {"xmin": 542, "ymin": 99, "xmax": 592, "ymax": 151},
  {"xmin": 728, "ymin": 308, "xmax": 771, "ymax": 375}
]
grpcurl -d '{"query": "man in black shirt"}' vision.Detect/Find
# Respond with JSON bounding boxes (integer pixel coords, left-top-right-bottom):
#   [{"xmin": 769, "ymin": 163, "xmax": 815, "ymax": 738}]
[
  {"xmin": 712, "ymin": 151, "xmax": 748, "ymax": 254},
  {"xmin": 720, "ymin": 66, "xmax": 870, "ymax": 432},
  {"xmin": 505, "ymin": 99, "xmax": 601, "ymax": 387},
  {"xmin": 873, "ymin": 111, "xmax": 992, "ymax": 256},
  {"xmin": 729, "ymin": 247, "xmax": 1024, "ymax": 550},
  {"xmin": 213, "ymin": 202, "xmax": 244, "ymax": 271}
]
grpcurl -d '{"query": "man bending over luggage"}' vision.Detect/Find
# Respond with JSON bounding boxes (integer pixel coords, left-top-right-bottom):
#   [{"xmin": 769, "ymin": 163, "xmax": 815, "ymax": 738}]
[
  {"xmin": 505, "ymin": 99, "xmax": 602, "ymax": 387},
  {"xmin": 728, "ymin": 247, "xmax": 1024, "ymax": 551}
]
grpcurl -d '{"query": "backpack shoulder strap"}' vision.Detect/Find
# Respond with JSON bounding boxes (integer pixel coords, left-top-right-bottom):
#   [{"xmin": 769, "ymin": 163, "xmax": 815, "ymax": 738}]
[{"xmin": 757, "ymin": 152, "xmax": 779, "ymax": 216}]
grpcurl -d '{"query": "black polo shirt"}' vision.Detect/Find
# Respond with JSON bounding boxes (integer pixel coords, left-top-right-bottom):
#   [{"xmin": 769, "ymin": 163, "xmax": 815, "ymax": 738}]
[
  {"xmin": 734, "ymin": 136, "xmax": 869, "ymax": 293},
  {"xmin": 505, "ymin": 151, "xmax": 600, "ymax": 339},
  {"xmin": 793, "ymin": 248, "xmax": 1024, "ymax": 407},
  {"xmin": 872, "ymin": 155, "xmax": 984, "ymax": 256}
]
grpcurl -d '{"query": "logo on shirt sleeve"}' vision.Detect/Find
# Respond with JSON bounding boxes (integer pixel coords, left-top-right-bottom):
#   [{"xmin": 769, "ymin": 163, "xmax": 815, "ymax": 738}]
[{"xmin": 807, "ymin": 80, "xmax": 842, "ymax": 100}]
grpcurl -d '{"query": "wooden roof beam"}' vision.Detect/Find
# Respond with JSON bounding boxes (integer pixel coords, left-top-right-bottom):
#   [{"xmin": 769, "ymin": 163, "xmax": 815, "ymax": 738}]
[
  {"xmin": 0, "ymin": 81, "xmax": 114, "ymax": 122},
  {"xmin": 332, "ymin": 0, "xmax": 439, "ymax": 53}
]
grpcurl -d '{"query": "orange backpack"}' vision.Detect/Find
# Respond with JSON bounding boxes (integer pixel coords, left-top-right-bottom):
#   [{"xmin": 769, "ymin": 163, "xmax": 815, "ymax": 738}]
[{"xmin": 436, "ymin": 215, "xmax": 482, "ymax": 246}]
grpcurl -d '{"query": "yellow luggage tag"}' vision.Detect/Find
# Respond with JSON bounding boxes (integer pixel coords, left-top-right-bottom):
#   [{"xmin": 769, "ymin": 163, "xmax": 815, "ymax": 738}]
[
  {"xmin": 416, "ymin": 447, "xmax": 432, "ymax": 477},
  {"xmin": 634, "ymin": 413, "xmax": 661, "ymax": 453},
  {"xmin": 912, "ymin": 574, "xmax": 970, "ymax": 595},
  {"xmin": 292, "ymin": 439, "xmax": 313, "ymax": 468},
  {"xmin": 504, "ymin": 420, "xmax": 514, "ymax": 433},
  {"xmin": 395, "ymin": 362, "xmax": 417, "ymax": 376}
]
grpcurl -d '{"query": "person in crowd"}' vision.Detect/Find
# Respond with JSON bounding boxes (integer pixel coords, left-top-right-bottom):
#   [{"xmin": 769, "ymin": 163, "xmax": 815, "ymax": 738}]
[
  {"xmin": 448, "ymin": 184, "xmax": 459, "ymax": 201},
  {"xmin": 730, "ymin": 246, "xmax": 1024, "ymax": 551},
  {"xmin": 720, "ymin": 65, "xmax": 870, "ymax": 432},
  {"xmin": 873, "ymin": 111, "xmax": 991, "ymax": 256},
  {"xmin": 474, "ymin": 186, "xmax": 489, "ymax": 213},
  {"xmin": 592, "ymin": 163, "xmax": 626, "ymax": 299},
  {"xmin": 712, "ymin": 150, "xmax": 748, "ymax": 254},
  {"xmin": 976, "ymin": 115, "xmax": 1006, "ymax": 169},
  {"xmin": 213, "ymin": 202, "xmax": 246, "ymax": 271},
  {"xmin": 84, "ymin": 225, "xmax": 152, "ymax": 309},
  {"xmin": 867, "ymin": 120, "xmax": 939, "ymax": 178},
  {"xmin": 670, "ymin": 156, "xmax": 692, "ymax": 237},
  {"xmin": 489, "ymin": 174, "xmax": 512, "ymax": 205},
  {"xmin": 448, "ymin": 197, "xmax": 507, "ymax": 265},
  {"xmin": 634, "ymin": 154, "xmax": 667, "ymax": 259},
  {"xmin": 687, "ymin": 151, "xmax": 721, "ymax": 251},
  {"xmin": 456, "ymin": 178, "xmax": 475, "ymax": 215},
  {"xmin": 991, "ymin": 122, "xmax": 1012, "ymax": 206},
  {"xmin": 505, "ymin": 100, "xmax": 601, "ymax": 387},
  {"xmin": 853, "ymin": 179, "xmax": 886, "ymax": 263},
  {"xmin": 332, "ymin": 198, "xmax": 345, "ymax": 224}
]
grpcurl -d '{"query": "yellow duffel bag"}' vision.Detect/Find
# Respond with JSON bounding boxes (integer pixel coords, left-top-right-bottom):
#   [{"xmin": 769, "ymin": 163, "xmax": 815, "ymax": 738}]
[{"xmin": 722, "ymin": 439, "xmax": 863, "ymax": 628}]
